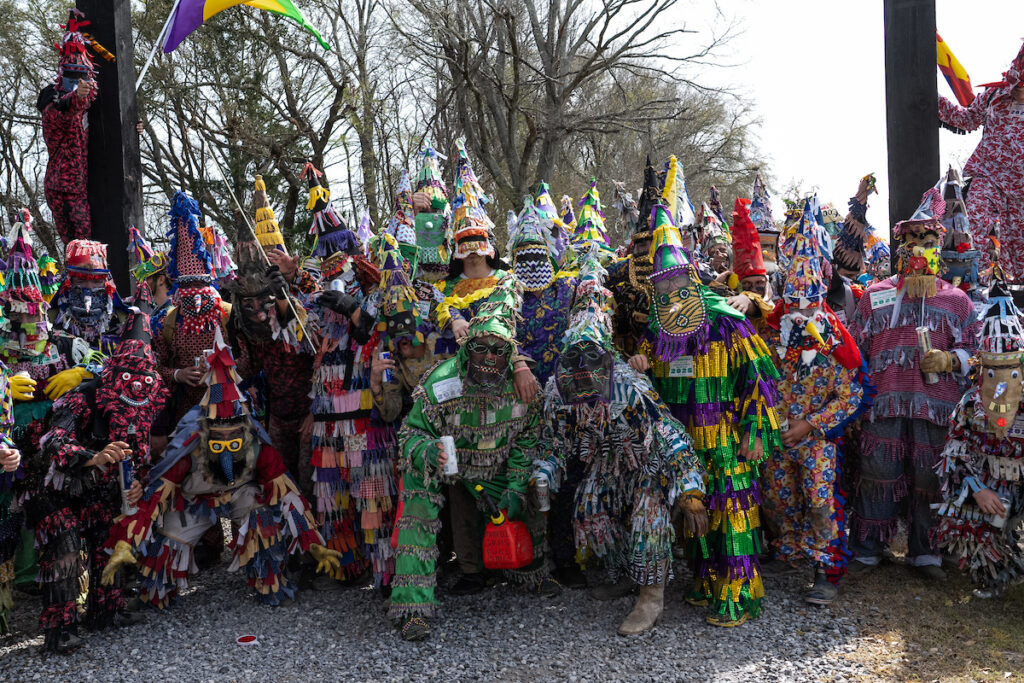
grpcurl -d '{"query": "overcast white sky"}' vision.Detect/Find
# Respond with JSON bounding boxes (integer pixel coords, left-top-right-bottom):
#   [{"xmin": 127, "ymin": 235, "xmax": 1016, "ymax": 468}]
[{"xmin": 669, "ymin": 0, "xmax": 1024, "ymax": 236}]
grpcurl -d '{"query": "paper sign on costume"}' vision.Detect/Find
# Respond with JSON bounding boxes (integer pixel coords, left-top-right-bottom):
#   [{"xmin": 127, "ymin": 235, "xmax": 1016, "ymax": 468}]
[
  {"xmin": 432, "ymin": 377, "xmax": 463, "ymax": 403},
  {"xmin": 668, "ymin": 356, "xmax": 695, "ymax": 378},
  {"xmin": 1009, "ymin": 414, "xmax": 1024, "ymax": 439},
  {"xmin": 870, "ymin": 289, "xmax": 897, "ymax": 310},
  {"xmin": 419, "ymin": 301, "xmax": 432, "ymax": 320}
]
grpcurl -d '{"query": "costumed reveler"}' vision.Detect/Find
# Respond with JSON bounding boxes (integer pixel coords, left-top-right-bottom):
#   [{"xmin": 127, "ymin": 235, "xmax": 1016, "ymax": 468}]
[
  {"xmin": 572, "ymin": 179, "xmax": 617, "ymax": 266},
  {"xmin": 303, "ymin": 164, "xmax": 394, "ymax": 588},
  {"xmin": 127, "ymin": 227, "xmax": 173, "ymax": 457},
  {"xmin": 34, "ymin": 306, "xmax": 166, "ymax": 652},
  {"xmin": 643, "ymin": 201, "xmax": 782, "ymax": 627},
  {"xmin": 370, "ymin": 235, "xmax": 450, "ymax": 425},
  {"xmin": 411, "ymin": 140, "xmax": 453, "ymax": 287},
  {"xmin": 848, "ymin": 187, "xmax": 980, "ymax": 578},
  {"xmin": 0, "ymin": 346, "xmax": 24, "ymax": 635},
  {"xmin": 2, "ymin": 216, "xmax": 85, "ymax": 601},
  {"xmin": 52, "ymin": 238, "xmax": 125, "ymax": 361},
  {"xmin": 229, "ymin": 233, "xmax": 314, "ymax": 501},
  {"xmin": 726, "ymin": 197, "xmax": 776, "ymax": 331},
  {"xmin": 37, "ymin": 9, "xmax": 98, "ymax": 244},
  {"xmin": 537, "ymin": 246, "xmax": 705, "ymax": 635},
  {"xmin": 507, "ymin": 201, "xmax": 578, "ymax": 591},
  {"xmin": 937, "ymin": 167, "xmax": 985, "ymax": 304},
  {"xmin": 936, "ymin": 282, "xmax": 1024, "ymax": 597},
  {"xmin": 153, "ymin": 191, "xmax": 232, "ymax": 425},
  {"xmin": 830, "ymin": 174, "xmax": 877, "ymax": 323},
  {"xmin": 607, "ymin": 158, "xmax": 660, "ymax": 361},
  {"xmin": 937, "ymin": 41, "xmax": 1024, "ymax": 282},
  {"xmin": 388, "ymin": 277, "xmax": 539, "ymax": 641},
  {"xmin": 760, "ymin": 200, "xmax": 869, "ymax": 605},
  {"xmin": 100, "ymin": 331, "xmax": 342, "ymax": 610}
]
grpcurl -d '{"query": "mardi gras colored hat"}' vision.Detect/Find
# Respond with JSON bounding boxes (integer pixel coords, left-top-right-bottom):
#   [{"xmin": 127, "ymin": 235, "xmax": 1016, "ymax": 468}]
[
  {"xmin": 127, "ymin": 226, "xmax": 169, "ymax": 284},
  {"xmin": 534, "ymin": 181, "xmax": 568, "ymax": 262},
  {"xmin": 375, "ymin": 234, "xmax": 427, "ymax": 349},
  {"xmin": 560, "ymin": 195, "xmax": 576, "ymax": 231},
  {"xmin": 731, "ymin": 197, "xmax": 766, "ymax": 280},
  {"xmin": 662, "ymin": 155, "xmax": 697, "ymax": 228},
  {"xmin": 386, "ymin": 168, "xmax": 417, "ymax": 247},
  {"xmin": 414, "ymin": 139, "xmax": 450, "ymax": 212},
  {"xmin": 648, "ymin": 203, "xmax": 692, "ymax": 283},
  {"xmin": 574, "ymin": 179, "xmax": 610, "ymax": 246},
  {"xmin": 451, "ymin": 139, "xmax": 495, "ymax": 260}
]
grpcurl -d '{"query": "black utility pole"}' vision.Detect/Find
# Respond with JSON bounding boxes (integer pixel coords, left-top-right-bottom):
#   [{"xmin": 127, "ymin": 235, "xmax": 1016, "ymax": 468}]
[
  {"xmin": 883, "ymin": 0, "xmax": 940, "ymax": 265},
  {"xmin": 77, "ymin": 0, "xmax": 141, "ymax": 293}
]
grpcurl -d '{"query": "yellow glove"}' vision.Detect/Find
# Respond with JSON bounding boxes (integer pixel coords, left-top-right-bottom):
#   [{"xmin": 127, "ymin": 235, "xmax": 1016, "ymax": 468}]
[
  {"xmin": 44, "ymin": 367, "xmax": 93, "ymax": 400},
  {"xmin": 9, "ymin": 374, "xmax": 37, "ymax": 401},
  {"xmin": 920, "ymin": 349, "xmax": 954, "ymax": 374},
  {"xmin": 309, "ymin": 543, "xmax": 342, "ymax": 575},
  {"xmin": 100, "ymin": 540, "xmax": 137, "ymax": 586}
]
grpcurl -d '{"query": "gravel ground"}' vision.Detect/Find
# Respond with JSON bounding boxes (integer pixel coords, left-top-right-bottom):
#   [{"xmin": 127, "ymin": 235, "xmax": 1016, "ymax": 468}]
[{"xmin": 0, "ymin": 558, "xmax": 873, "ymax": 682}]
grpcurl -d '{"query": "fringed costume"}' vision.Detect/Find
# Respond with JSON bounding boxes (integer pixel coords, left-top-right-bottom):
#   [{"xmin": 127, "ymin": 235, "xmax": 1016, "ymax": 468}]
[
  {"xmin": 100, "ymin": 332, "xmax": 340, "ymax": 610},
  {"xmin": 644, "ymin": 202, "xmax": 782, "ymax": 627},
  {"xmin": 35, "ymin": 311, "xmax": 166, "ymax": 651},
  {"xmin": 304, "ymin": 165, "xmax": 395, "ymax": 588},
  {"xmin": 936, "ymin": 283, "xmax": 1024, "ymax": 597},
  {"xmin": 389, "ymin": 279, "xmax": 538, "ymax": 631},
  {"xmin": 849, "ymin": 188, "xmax": 980, "ymax": 570}
]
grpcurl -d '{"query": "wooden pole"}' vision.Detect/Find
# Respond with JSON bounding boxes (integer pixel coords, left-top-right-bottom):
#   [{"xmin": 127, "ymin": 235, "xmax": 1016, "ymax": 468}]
[
  {"xmin": 77, "ymin": 0, "xmax": 142, "ymax": 293},
  {"xmin": 883, "ymin": 0, "xmax": 939, "ymax": 267}
]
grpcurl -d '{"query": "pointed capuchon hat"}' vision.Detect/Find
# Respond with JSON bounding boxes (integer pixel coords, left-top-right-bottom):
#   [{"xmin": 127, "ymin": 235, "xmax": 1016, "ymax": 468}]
[
  {"xmin": 534, "ymin": 181, "xmax": 569, "ymax": 263},
  {"xmin": 635, "ymin": 156, "xmax": 661, "ymax": 238},
  {"xmin": 559, "ymin": 195, "xmax": 576, "ymax": 232},
  {"xmin": 649, "ymin": 202, "xmax": 693, "ymax": 283},
  {"xmin": 662, "ymin": 155, "xmax": 697, "ymax": 229},
  {"xmin": 375, "ymin": 233, "xmax": 427, "ymax": 350},
  {"xmin": 782, "ymin": 199, "xmax": 828, "ymax": 308},
  {"xmin": 302, "ymin": 162, "xmax": 359, "ymax": 258},
  {"xmin": 127, "ymin": 226, "xmax": 169, "ymax": 285},
  {"xmin": 510, "ymin": 201, "xmax": 557, "ymax": 292},
  {"xmin": 386, "ymin": 168, "xmax": 417, "ymax": 247},
  {"xmin": 166, "ymin": 191, "xmax": 213, "ymax": 284},
  {"xmin": 938, "ymin": 166, "xmax": 981, "ymax": 289},
  {"xmin": 979, "ymin": 280, "xmax": 1024, "ymax": 364},
  {"xmin": 574, "ymin": 179, "xmax": 609, "ymax": 245},
  {"xmin": 451, "ymin": 139, "xmax": 495, "ymax": 260},
  {"xmin": 251, "ymin": 175, "xmax": 286, "ymax": 252},
  {"xmin": 731, "ymin": 197, "xmax": 766, "ymax": 280},
  {"xmin": 3, "ymin": 210, "xmax": 46, "ymax": 316}
]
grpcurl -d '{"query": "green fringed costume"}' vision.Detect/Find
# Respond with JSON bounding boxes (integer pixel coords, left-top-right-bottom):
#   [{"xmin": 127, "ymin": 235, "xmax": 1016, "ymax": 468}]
[
  {"xmin": 389, "ymin": 280, "xmax": 538, "ymax": 622},
  {"xmin": 642, "ymin": 203, "xmax": 782, "ymax": 626}
]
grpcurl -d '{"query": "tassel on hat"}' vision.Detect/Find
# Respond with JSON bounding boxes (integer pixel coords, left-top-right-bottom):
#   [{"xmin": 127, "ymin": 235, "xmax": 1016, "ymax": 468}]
[{"xmin": 252, "ymin": 176, "xmax": 286, "ymax": 252}]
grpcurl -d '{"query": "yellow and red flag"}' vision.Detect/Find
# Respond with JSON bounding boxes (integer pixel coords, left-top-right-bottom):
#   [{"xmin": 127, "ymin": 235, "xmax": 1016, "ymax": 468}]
[{"xmin": 937, "ymin": 32, "xmax": 974, "ymax": 106}]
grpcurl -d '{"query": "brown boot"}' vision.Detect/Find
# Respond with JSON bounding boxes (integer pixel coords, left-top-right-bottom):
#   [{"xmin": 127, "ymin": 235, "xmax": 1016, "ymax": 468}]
[{"xmin": 617, "ymin": 581, "xmax": 665, "ymax": 636}]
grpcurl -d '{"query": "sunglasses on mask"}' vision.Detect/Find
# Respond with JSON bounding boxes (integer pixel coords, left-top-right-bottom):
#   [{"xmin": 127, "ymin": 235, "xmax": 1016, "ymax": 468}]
[
  {"xmin": 467, "ymin": 341, "xmax": 510, "ymax": 357},
  {"xmin": 208, "ymin": 438, "xmax": 243, "ymax": 454}
]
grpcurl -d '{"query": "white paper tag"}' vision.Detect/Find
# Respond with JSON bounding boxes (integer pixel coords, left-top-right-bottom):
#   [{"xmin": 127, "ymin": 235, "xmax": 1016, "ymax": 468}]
[
  {"xmin": 668, "ymin": 356, "xmax": 695, "ymax": 378},
  {"xmin": 870, "ymin": 288, "xmax": 897, "ymax": 310},
  {"xmin": 432, "ymin": 377, "xmax": 463, "ymax": 403},
  {"xmin": 1009, "ymin": 414, "xmax": 1024, "ymax": 439},
  {"xmin": 1010, "ymin": 101, "xmax": 1024, "ymax": 118},
  {"xmin": 419, "ymin": 300, "xmax": 432, "ymax": 320},
  {"xmin": 485, "ymin": 409, "xmax": 497, "ymax": 425}
]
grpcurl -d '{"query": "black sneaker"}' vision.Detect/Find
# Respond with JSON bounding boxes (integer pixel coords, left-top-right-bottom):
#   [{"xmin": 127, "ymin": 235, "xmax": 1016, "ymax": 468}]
[
  {"xmin": 805, "ymin": 569, "xmax": 838, "ymax": 605},
  {"xmin": 449, "ymin": 573, "xmax": 488, "ymax": 595},
  {"xmin": 555, "ymin": 566, "xmax": 587, "ymax": 589}
]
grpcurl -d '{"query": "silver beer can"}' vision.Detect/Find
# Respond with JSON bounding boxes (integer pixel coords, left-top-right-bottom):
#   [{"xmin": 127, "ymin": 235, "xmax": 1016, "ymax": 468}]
[
  {"xmin": 440, "ymin": 435, "xmax": 458, "ymax": 476},
  {"xmin": 917, "ymin": 326, "xmax": 939, "ymax": 385}
]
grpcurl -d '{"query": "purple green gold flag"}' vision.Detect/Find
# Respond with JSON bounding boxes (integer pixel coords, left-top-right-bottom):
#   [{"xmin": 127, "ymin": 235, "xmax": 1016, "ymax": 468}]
[{"xmin": 163, "ymin": 0, "xmax": 330, "ymax": 53}]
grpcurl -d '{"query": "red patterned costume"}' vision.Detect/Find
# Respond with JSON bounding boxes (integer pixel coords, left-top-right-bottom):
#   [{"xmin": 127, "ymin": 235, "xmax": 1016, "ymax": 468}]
[
  {"xmin": 938, "ymin": 42, "xmax": 1024, "ymax": 281},
  {"xmin": 153, "ymin": 192, "xmax": 231, "ymax": 424},
  {"xmin": 35, "ymin": 311, "xmax": 166, "ymax": 652},
  {"xmin": 37, "ymin": 10, "xmax": 98, "ymax": 244}
]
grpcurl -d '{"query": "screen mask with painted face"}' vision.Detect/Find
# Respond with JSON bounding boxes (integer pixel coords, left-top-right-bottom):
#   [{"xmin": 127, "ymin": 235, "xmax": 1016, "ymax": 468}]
[
  {"xmin": 556, "ymin": 341, "xmax": 612, "ymax": 404},
  {"xmin": 981, "ymin": 362, "xmax": 1024, "ymax": 439},
  {"xmin": 513, "ymin": 242, "xmax": 555, "ymax": 292},
  {"xmin": 238, "ymin": 291, "xmax": 276, "ymax": 340},
  {"xmin": 466, "ymin": 337, "xmax": 511, "ymax": 390}
]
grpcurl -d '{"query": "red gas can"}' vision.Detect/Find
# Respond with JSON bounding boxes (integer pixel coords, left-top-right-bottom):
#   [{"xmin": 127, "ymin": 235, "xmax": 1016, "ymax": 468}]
[{"xmin": 475, "ymin": 485, "xmax": 533, "ymax": 570}]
